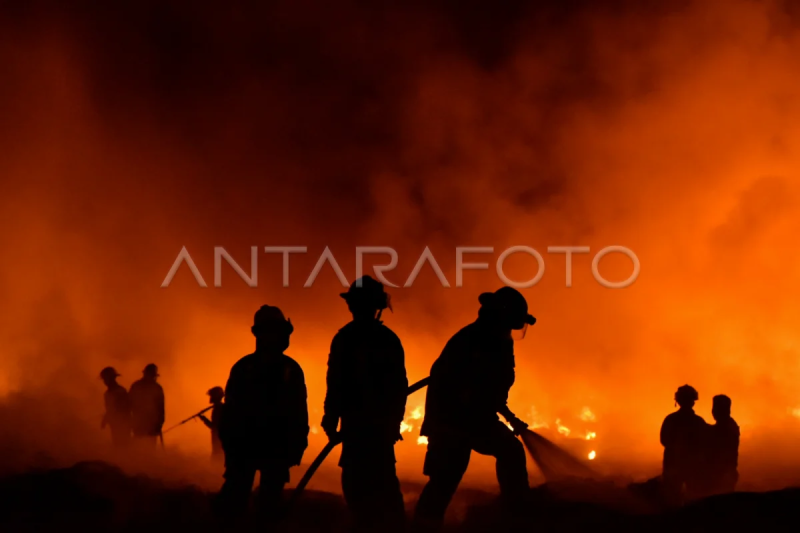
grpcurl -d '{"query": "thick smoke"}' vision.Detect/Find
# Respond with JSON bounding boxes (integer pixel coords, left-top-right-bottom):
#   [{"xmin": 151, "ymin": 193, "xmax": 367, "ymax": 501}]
[{"xmin": 2, "ymin": 0, "xmax": 800, "ymax": 489}]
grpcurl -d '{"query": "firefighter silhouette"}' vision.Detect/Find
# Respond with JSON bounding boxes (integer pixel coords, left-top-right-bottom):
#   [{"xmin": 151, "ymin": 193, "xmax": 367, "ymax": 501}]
[
  {"xmin": 660, "ymin": 384, "xmax": 707, "ymax": 505},
  {"xmin": 322, "ymin": 276, "xmax": 408, "ymax": 532},
  {"xmin": 216, "ymin": 305, "xmax": 309, "ymax": 522},
  {"xmin": 129, "ymin": 363, "xmax": 165, "ymax": 445},
  {"xmin": 705, "ymin": 394, "xmax": 739, "ymax": 494},
  {"xmin": 414, "ymin": 287, "xmax": 535, "ymax": 528},
  {"xmin": 199, "ymin": 386, "xmax": 225, "ymax": 462},
  {"xmin": 99, "ymin": 367, "xmax": 131, "ymax": 447}
]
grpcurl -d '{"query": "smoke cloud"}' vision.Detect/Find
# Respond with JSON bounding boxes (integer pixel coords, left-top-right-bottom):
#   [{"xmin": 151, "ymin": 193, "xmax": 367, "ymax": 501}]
[{"xmin": 2, "ymin": 0, "xmax": 800, "ymax": 489}]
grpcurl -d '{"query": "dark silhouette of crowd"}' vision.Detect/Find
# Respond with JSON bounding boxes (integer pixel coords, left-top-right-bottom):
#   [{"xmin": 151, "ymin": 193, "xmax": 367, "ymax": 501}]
[
  {"xmin": 98, "ymin": 277, "xmax": 742, "ymax": 532},
  {"xmin": 660, "ymin": 385, "xmax": 740, "ymax": 505},
  {"xmin": 99, "ymin": 363, "xmax": 165, "ymax": 448}
]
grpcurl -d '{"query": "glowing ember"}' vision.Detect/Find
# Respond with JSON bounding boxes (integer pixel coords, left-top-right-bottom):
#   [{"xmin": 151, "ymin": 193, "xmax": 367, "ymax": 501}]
[
  {"xmin": 417, "ymin": 436, "xmax": 428, "ymax": 446},
  {"xmin": 585, "ymin": 431, "xmax": 596, "ymax": 440},
  {"xmin": 555, "ymin": 419, "xmax": 571, "ymax": 436},
  {"xmin": 580, "ymin": 407, "xmax": 596, "ymax": 422},
  {"xmin": 400, "ymin": 405, "xmax": 425, "ymax": 434},
  {"xmin": 588, "ymin": 450, "xmax": 596, "ymax": 460},
  {"xmin": 310, "ymin": 426, "xmax": 319, "ymax": 435}
]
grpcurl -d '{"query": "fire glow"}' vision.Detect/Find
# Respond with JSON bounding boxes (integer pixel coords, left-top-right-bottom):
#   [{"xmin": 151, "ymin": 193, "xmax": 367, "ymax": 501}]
[
  {"xmin": 6, "ymin": 0, "xmax": 800, "ymax": 493},
  {"xmin": 404, "ymin": 406, "xmax": 598, "ymax": 453}
]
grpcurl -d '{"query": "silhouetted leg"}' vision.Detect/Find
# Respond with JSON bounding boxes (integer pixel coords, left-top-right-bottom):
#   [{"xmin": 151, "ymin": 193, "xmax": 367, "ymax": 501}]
[
  {"xmin": 217, "ymin": 462, "xmax": 257, "ymax": 520},
  {"xmin": 472, "ymin": 422, "xmax": 529, "ymax": 513},
  {"xmin": 414, "ymin": 436, "xmax": 471, "ymax": 527},
  {"xmin": 342, "ymin": 465, "xmax": 367, "ymax": 531},
  {"xmin": 373, "ymin": 460, "xmax": 406, "ymax": 532},
  {"xmin": 341, "ymin": 440, "xmax": 405, "ymax": 533},
  {"xmin": 342, "ymin": 465, "xmax": 403, "ymax": 532},
  {"xmin": 255, "ymin": 466, "xmax": 289, "ymax": 523},
  {"xmin": 661, "ymin": 471, "xmax": 684, "ymax": 508}
]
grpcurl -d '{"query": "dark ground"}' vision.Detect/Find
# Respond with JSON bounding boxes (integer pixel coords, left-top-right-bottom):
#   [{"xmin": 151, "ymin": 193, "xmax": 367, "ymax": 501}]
[{"xmin": 0, "ymin": 461, "xmax": 797, "ymax": 533}]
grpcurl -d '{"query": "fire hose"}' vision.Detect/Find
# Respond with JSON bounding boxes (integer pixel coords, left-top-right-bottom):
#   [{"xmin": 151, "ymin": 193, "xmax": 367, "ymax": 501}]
[
  {"xmin": 285, "ymin": 376, "xmax": 597, "ymax": 512},
  {"xmin": 285, "ymin": 377, "xmax": 430, "ymax": 511},
  {"xmin": 162, "ymin": 405, "xmax": 214, "ymax": 434}
]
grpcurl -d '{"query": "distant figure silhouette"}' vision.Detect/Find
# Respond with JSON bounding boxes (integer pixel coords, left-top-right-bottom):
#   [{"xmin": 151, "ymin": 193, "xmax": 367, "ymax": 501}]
[
  {"xmin": 129, "ymin": 364, "xmax": 166, "ymax": 445},
  {"xmin": 217, "ymin": 305, "xmax": 309, "ymax": 522},
  {"xmin": 706, "ymin": 394, "xmax": 739, "ymax": 494},
  {"xmin": 321, "ymin": 276, "xmax": 408, "ymax": 533},
  {"xmin": 199, "ymin": 386, "xmax": 225, "ymax": 462},
  {"xmin": 99, "ymin": 367, "xmax": 131, "ymax": 447},
  {"xmin": 660, "ymin": 384, "xmax": 707, "ymax": 506},
  {"xmin": 414, "ymin": 287, "xmax": 536, "ymax": 528}
]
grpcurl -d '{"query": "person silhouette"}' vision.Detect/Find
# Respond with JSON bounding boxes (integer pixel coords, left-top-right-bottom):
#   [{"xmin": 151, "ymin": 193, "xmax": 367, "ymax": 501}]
[
  {"xmin": 321, "ymin": 276, "xmax": 408, "ymax": 533},
  {"xmin": 99, "ymin": 367, "xmax": 131, "ymax": 447},
  {"xmin": 706, "ymin": 394, "xmax": 739, "ymax": 494},
  {"xmin": 216, "ymin": 305, "xmax": 309, "ymax": 523},
  {"xmin": 414, "ymin": 287, "xmax": 535, "ymax": 529},
  {"xmin": 659, "ymin": 384, "xmax": 707, "ymax": 506},
  {"xmin": 128, "ymin": 364, "xmax": 165, "ymax": 446},
  {"xmin": 199, "ymin": 386, "xmax": 225, "ymax": 462}
]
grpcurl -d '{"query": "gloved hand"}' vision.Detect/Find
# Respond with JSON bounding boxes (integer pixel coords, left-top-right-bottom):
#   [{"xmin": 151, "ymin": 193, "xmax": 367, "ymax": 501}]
[
  {"xmin": 321, "ymin": 417, "xmax": 341, "ymax": 444},
  {"xmin": 507, "ymin": 416, "xmax": 529, "ymax": 436},
  {"xmin": 385, "ymin": 423, "xmax": 403, "ymax": 443},
  {"xmin": 327, "ymin": 430, "xmax": 342, "ymax": 445},
  {"xmin": 322, "ymin": 424, "xmax": 338, "ymax": 439}
]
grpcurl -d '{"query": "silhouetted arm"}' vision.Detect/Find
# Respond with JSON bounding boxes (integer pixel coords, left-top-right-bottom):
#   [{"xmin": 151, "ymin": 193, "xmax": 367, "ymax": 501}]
[
  {"xmin": 101, "ymin": 391, "xmax": 110, "ymax": 428},
  {"xmin": 496, "ymin": 343, "xmax": 518, "ymax": 420},
  {"xmin": 157, "ymin": 385, "xmax": 166, "ymax": 429},
  {"xmin": 199, "ymin": 415, "xmax": 213, "ymax": 428},
  {"xmin": 121, "ymin": 389, "xmax": 131, "ymax": 417},
  {"xmin": 127, "ymin": 383, "xmax": 138, "ymax": 412},
  {"xmin": 498, "ymin": 405, "xmax": 516, "ymax": 421},
  {"xmin": 289, "ymin": 362, "xmax": 310, "ymax": 464},
  {"xmin": 660, "ymin": 417, "xmax": 670, "ymax": 447},
  {"xmin": 321, "ymin": 336, "xmax": 343, "ymax": 437},
  {"xmin": 291, "ymin": 362, "xmax": 310, "ymax": 438},
  {"xmin": 389, "ymin": 333, "xmax": 409, "ymax": 430},
  {"xmin": 218, "ymin": 365, "xmax": 240, "ymax": 445}
]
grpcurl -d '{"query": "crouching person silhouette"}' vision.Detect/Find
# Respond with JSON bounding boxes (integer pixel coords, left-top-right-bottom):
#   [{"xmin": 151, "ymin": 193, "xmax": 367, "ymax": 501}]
[{"xmin": 414, "ymin": 287, "xmax": 536, "ymax": 530}]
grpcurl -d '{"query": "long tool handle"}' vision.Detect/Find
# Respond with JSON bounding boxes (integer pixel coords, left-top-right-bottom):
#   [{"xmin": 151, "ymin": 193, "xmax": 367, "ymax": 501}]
[
  {"xmin": 162, "ymin": 405, "xmax": 213, "ymax": 434},
  {"xmin": 285, "ymin": 376, "xmax": 430, "ymax": 513}
]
